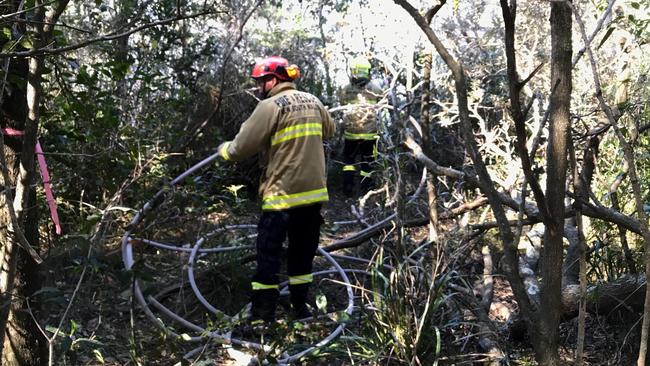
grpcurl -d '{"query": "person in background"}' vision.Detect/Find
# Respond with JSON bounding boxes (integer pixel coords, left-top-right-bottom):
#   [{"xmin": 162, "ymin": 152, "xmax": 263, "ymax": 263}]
[
  {"xmin": 339, "ymin": 56, "xmax": 384, "ymax": 197},
  {"xmin": 217, "ymin": 56, "xmax": 336, "ymax": 323}
]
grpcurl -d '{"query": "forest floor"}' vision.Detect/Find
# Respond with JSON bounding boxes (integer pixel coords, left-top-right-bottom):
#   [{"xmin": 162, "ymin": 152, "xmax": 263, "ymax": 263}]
[{"xmin": 41, "ymin": 176, "xmax": 642, "ymax": 365}]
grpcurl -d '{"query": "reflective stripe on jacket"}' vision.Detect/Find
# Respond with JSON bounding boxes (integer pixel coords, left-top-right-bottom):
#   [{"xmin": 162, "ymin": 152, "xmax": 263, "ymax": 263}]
[
  {"xmin": 218, "ymin": 82, "xmax": 335, "ymax": 211},
  {"xmin": 339, "ymin": 79, "xmax": 383, "ymax": 140}
]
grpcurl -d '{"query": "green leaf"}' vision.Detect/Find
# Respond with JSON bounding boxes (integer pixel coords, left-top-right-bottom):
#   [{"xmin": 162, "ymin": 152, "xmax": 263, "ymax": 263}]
[
  {"xmin": 70, "ymin": 319, "xmax": 78, "ymax": 335},
  {"xmin": 73, "ymin": 338, "xmax": 104, "ymax": 347},
  {"xmin": 19, "ymin": 36, "xmax": 32, "ymax": 49},
  {"xmin": 45, "ymin": 325, "xmax": 60, "ymax": 335},
  {"xmin": 315, "ymin": 293, "xmax": 327, "ymax": 311},
  {"xmin": 336, "ymin": 311, "xmax": 351, "ymax": 323},
  {"xmin": 86, "ymin": 213, "xmax": 101, "ymax": 223},
  {"xmin": 225, "ymin": 184, "xmax": 245, "ymax": 198}
]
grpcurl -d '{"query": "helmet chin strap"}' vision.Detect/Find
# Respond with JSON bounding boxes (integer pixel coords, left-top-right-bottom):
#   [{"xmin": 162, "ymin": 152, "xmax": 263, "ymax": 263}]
[
  {"xmin": 257, "ymin": 77, "xmax": 278, "ymax": 99},
  {"xmin": 351, "ymin": 77, "xmax": 369, "ymax": 87}
]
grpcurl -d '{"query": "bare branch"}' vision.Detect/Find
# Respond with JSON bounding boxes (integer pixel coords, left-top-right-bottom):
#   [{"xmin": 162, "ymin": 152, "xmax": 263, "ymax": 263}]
[
  {"xmin": 519, "ymin": 62, "xmax": 546, "ymax": 88},
  {"xmin": 0, "ymin": 10, "xmax": 219, "ymax": 58},
  {"xmin": 0, "ymin": 0, "xmax": 56, "ymax": 22},
  {"xmin": 2, "ymin": 18, "xmax": 91, "ymax": 34},
  {"xmin": 572, "ymin": 0, "xmax": 617, "ymax": 67},
  {"xmin": 499, "ymin": 0, "xmax": 550, "ymax": 220},
  {"xmin": 176, "ymin": 0, "xmax": 264, "ymax": 151}
]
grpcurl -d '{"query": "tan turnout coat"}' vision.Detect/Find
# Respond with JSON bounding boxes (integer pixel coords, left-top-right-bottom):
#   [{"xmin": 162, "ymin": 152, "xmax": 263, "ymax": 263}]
[
  {"xmin": 339, "ymin": 79, "xmax": 383, "ymax": 140},
  {"xmin": 218, "ymin": 82, "xmax": 335, "ymax": 211}
]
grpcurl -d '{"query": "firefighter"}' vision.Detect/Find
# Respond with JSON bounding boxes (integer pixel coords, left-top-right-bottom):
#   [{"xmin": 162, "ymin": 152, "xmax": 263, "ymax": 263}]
[
  {"xmin": 339, "ymin": 56, "xmax": 384, "ymax": 197},
  {"xmin": 217, "ymin": 56, "xmax": 336, "ymax": 323}
]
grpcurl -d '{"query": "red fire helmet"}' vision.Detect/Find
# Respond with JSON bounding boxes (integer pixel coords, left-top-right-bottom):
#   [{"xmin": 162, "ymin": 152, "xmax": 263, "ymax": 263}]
[{"xmin": 251, "ymin": 56, "xmax": 300, "ymax": 81}]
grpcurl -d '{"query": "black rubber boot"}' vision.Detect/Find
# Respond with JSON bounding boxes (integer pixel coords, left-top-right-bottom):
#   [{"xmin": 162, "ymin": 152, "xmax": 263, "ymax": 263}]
[
  {"xmin": 289, "ymin": 284, "xmax": 312, "ymax": 319},
  {"xmin": 342, "ymin": 177, "xmax": 355, "ymax": 197},
  {"xmin": 250, "ymin": 289, "xmax": 279, "ymax": 323}
]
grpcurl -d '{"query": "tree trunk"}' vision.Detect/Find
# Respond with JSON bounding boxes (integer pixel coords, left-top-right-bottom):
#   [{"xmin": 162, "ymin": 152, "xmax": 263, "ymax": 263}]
[
  {"xmin": 3, "ymin": 190, "xmax": 45, "ymax": 366},
  {"xmin": 0, "ymin": 61, "xmax": 42, "ymax": 365},
  {"xmin": 317, "ymin": 3, "xmax": 334, "ymax": 103},
  {"xmin": 419, "ymin": 49, "xmax": 439, "ymax": 242},
  {"xmin": 538, "ymin": 2, "xmax": 572, "ymax": 365},
  {"xmin": 0, "ymin": 0, "xmax": 68, "ymax": 361},
  {"xmin": 0, "ymin": 81, "xmax": 45, "ymax": 364}
]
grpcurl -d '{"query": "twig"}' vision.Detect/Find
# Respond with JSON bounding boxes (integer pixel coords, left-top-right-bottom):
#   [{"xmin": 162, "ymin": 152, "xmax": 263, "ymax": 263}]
[
  {"xmin": 518, "ymin": 62, "xmax": 546, "ymax": 89},
  {"xmin": 0, "ymin": 0, "xmax": 56, "ymax": 22},
  {"xmin": 0, "ymin": 11, "xmax": 218, "ymax": 58},
  {"xmin": 3, "ymin": 18, "xmax": 91, "ymax": 34},
  {"xmin": 176, "ymin": 0, "xmax": 263, "ymax": 151},
  {"xmin": 572, "ymin": 0, "xmax": 618, "ymax": 67}
]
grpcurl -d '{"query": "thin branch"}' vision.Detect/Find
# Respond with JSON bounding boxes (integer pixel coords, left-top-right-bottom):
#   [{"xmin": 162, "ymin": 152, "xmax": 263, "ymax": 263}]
[
  {"xmin": 174, "ymin": 0, "xmax": 263, "ymax": 151},
  {"xmin": 519, "ymin": 62, "xmax": 546, "ymax": 88},
  {"xmin": 0, "ymin": 0, "xmax": 56, "ymax": 22},
  {"xmin": 392, "ymin": 0, "xmax": 463, "ymax": 77},
  {"xmin": 4, "ymin": 18, "xmax": 88, "ymax": 34},
  {"xmin": 522, "ymin": 92, "xmax": 538, "ymax": 119},
  {"xmin": 499, "ymin": 0, "xmax": 550, "ymax": 221},
  {"xmin": 572, "ymin": 0, "xmax": 617, "ymax": 67},
  {"xmin": 406, "ymin": 133, "xmax": 644, "ymax": 235},
  {"xmin": 0, "ymin": 10, "xmax": 219, "ymax": 58}
]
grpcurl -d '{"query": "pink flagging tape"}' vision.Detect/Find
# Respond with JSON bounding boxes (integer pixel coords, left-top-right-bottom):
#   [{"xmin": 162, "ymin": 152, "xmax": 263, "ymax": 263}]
[
  {"xmin": 2, "ymin": 127, "xmax": 22, "ymax": 136},
  {"xmin": 2, "ymin": 128, "xmax": 61, "ymax": 235},
  {"xmin": 35, "ymin": 142, "xmax": 61, "ymax": 234}
]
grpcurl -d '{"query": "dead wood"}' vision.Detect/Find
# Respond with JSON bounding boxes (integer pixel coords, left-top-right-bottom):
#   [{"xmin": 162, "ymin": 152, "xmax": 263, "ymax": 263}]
[{"xmin": 562, "ymin": 275, "xmax": 645, "ymax": 317}]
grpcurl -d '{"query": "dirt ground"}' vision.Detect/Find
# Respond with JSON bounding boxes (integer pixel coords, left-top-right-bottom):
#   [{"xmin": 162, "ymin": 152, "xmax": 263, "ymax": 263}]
[{"xmin": 40, "ymin": 175, "xmax": 645, "ymax": 365}]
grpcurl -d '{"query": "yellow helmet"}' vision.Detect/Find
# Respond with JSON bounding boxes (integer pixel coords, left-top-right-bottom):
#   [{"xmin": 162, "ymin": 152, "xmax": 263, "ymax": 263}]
[{"xmin": 349, "ymin": 57, "xmax": 371, "ymax": 79}]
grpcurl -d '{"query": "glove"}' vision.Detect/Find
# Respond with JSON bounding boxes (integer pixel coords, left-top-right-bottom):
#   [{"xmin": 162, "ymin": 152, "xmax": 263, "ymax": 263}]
[{"xmin": 217, "ymin": 141, "xmax": 231, "ymax": 161}]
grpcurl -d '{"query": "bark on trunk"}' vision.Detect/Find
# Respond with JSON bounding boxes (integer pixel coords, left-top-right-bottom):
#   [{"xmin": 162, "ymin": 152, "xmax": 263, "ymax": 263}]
[
  {"xmin": 537, "ymin": 2, "xmax": 572, "ymax": 365},
  {"xmin": 419, "ymin": 49, "xmax": 439, "ymax": 242},
  {"xmin": 3, "ymin": 190, "xmax": 45, "ymax": 366},
  {"xmin": 0, "ymin": 0, "xmax": 68, "ymax": 361}
]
